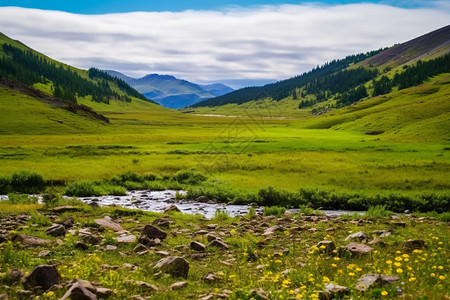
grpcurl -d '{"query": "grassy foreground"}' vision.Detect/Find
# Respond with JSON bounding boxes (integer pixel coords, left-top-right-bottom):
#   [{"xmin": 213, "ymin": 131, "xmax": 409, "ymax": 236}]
[{"xmin": 0, "ymin": 201, "xmax": 448, "ymax": 299}]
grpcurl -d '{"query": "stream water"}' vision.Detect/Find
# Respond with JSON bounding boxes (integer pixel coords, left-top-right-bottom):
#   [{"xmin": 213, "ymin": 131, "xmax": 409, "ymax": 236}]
[{"xmin": 1, "ymin": 190, "xmax": 364, "ymax": 219}]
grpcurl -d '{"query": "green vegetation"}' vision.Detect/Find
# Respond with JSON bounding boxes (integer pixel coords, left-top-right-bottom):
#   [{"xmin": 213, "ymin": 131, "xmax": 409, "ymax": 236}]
[
  {"xmin": 0, "ymin": 202, "xmax": 448, "ymax": 299},
  {"xmin": 263, "ymin": 206, "xmax": 287, "ymax": 217}
]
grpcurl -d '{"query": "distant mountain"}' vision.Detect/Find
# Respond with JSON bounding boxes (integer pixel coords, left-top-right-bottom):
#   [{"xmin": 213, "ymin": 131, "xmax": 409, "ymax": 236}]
[
  {"xmin": 105, "ymin": 71, "xmax": 234, "ymax": 109},
  {"xmin": 193, "ymin": 25, "xmax": 450, "ymax": 109}
]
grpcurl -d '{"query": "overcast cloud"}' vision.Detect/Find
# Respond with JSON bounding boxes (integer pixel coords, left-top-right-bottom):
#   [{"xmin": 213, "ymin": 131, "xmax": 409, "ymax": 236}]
[{"xmin": 0, "ymin": 3, "xmax": 448, "ymax": 88}]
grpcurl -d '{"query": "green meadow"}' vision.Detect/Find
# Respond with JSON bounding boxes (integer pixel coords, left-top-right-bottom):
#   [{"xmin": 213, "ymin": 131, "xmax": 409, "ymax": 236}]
[{"xmin": 1, "ymin": 75, "xmax": 449, "ymax": 207}]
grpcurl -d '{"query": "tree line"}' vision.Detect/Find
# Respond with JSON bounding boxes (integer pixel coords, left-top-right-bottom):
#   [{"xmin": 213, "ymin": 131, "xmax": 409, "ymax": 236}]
[{"xmin": 0, "ymin": 44, "xmax": 145, "ymax": 104}]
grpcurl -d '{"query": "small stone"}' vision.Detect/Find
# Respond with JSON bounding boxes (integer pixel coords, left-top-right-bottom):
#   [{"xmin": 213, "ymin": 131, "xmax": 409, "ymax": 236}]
[
  {"xmin": 170, "ymin": 281, "xmax": 188, "ymax": 290},
  {"xmin": 95, "ymin": 287, "xmax": 113, "ymax": 298},
  {"xmin": 207, "ymin": 239, "xmax": 229, "ymax": 250},
  {"xmin": 190, "ymin": 241, "xmax": 206, "ymax": 251},
  {"xmin": 75, "ymin": 241, "xmax": 89, "ymax": 250},
  {"xmin": 52, "ymin": 206, "xmax": 82, "ymax": 213},
  {"xmin": 345, "ymin": 242, "xmax": 373, "ymax": 255},
  {"xmin": 263, "ymin": 225, "xmax": 283, "ymax": 236},
  {"xmin": 22, "ymin": 265, "xmax": 60, "ymax": 291},
  {"xmin": 203, "ymin": 273, "xmax": 220, "ymax": 282},
  {"xmin": 0, "ymin": 294, "xmax": 7, "ymax": 300},
  {"xmin": 154, "ymin": 256, "xmax": 189, "ymax": 279},
  {"xmin": 37, "ymin": 250, "xmax": 52, "ymax": 257},
  {"xmin": 133, "ymin": 243, "xmax": 148, "ymax": 253},
  {"xmin": 60, "ymin": 281, "xmax": 97, "ymax": 300},
  {"xmin": 11, "ymin": 234, "xmax": 52, "ymax": 246},
  {"xmin": 131, "ymin": 281, "xmax": 159, "ymax": 292},
  {"xmin": 355, "ymin": 274, "xmax": 399, "ymax": 292},
  {"xmin": 344, "ymin": 231, "xmax": 368, "ymax": 242},
  {"xmin": 138, "ymin": 235, "xmax": 161, "ymax": 247},
  {"xmin": 320, "ymin": 283, "xmax": 350, "ymax": 299},
  {"xmin": 152, "ymin": 218, "xmax": 171, "ymax": 228},
  {"xmin": 164, "ymin": 204, "xmax": 181, "ymax": 213},
  {"xmin": 117, "ymin": 234, "xmax": 136, "ymax": 244},
  {"xmin": 155, "ymin": 251, "xmax": 170, "ymax": 256},
  {"xmin": 142, "ymin": 224, "xmax": 167, "ymax": 240},
  {"xmin": 206, "ymin": 234, "xmax": 217, "ymax": 242},
  {"xmin": 62, "ymin": 216, "xmax": 74, "ymax": 228},
  {"xmin": 404, "ymin": 239, "xmax": 426, "ymax": 251},
  {"xmin": 94, "ymin": 217, "xmax": 124, "ymax": 232},
  {"xmin": 46, "ymin": 223, "xmax": 66, "ymax": 237},
  {"xmin": 207, "ymin": 224, "xmax": 218, "ymax": 230},
  {"xmin": 105, "ymin": 245, "xmax": 117, "ymax": 251},
  {"xmin": 316, "ymin": 241, "xmax": 336, "ymax": 253},
  {"xmin": 7, "ymin": 268, "xmax": 23, "ymax": 283}
]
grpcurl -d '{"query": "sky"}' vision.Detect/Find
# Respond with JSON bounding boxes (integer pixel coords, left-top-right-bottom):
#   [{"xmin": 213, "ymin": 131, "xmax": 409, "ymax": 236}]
[{"xmin": 0, "ymin": 1, "xmax": 449, "ymax": 88}]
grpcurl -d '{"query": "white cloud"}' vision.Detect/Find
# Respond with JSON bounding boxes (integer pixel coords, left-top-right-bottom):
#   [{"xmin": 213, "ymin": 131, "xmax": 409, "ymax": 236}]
[{"xmin": 0, "ymin": 3, "xmax": 448, "ymax": 88}]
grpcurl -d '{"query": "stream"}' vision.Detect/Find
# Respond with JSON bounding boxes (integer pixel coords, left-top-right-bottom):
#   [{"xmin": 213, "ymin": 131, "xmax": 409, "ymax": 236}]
[{"xmin": 2, "ymin": 190, "xmax": 364, "ymax": 218}]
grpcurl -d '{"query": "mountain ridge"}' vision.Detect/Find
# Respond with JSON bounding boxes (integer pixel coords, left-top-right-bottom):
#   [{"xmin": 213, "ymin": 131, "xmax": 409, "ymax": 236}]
[{"xmin": 105, "ymin": 70, "xmax": 234, "ymax": 109}]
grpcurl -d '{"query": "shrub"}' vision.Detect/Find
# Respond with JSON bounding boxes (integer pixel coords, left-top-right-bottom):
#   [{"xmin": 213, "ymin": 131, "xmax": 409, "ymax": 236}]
[
  {"xmin": 247, "ymin": 206, "xmax": 256, "ymax": 218},
  {"xmin": 263, "ymin": 206, "xmax": 286, "ymax": 217},
  {"xmin": 111, "ymin": 172, "xmax": 144, "ymax": 184},
  {"xmin": 10, "ymin": 170, "xmax": 45, "ymax": 193},
  {"xmin": 42, "ymin": 187, "xmax": 62, "ymax": 208},
  {"xmin": 0, "ymin": 175, "xmax": 11, "ymax": 194},
  {"xmin": 366, "ymin": 205, "xmax": 394, "ymax": 218},
  {"xmin": 173, "ymin": 170, "xmax": 207, "ymax": 185},
  {"xmin": 65, "ymin": 181, "xmax": 104, "ymax": 197},
  {"xmin": 8, "ymin": 193, "xmax": 38, "ymax": 204},
  {"xmin": 213, "ymin": 209, "xmax": 230, "ymax": 221},
  {"xmin": 143, "ymin": 173, "xmax": 159, "ymax": 181}
]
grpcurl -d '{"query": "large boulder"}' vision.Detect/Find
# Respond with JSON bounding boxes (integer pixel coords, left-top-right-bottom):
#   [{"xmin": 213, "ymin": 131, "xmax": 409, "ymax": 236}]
[
  {"xmin": 22, "ymin": 265, "xmax": 60, "ymax": 290},
  {"xmin": 154, "ymin": 256, "xmax": 189, "ymax": 279}
]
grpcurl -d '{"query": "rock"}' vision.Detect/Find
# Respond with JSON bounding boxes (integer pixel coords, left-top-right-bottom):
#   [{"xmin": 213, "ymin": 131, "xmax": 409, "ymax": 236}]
[
  {"xmin": 344, "ymin": 231, "xmax": 368, "ymax": 242},
  {"xmin": 75, "ymin": 241, "xmax": 89, "ymax": 250},
  {"xmin": 368, "ymin": 238, "xmax": 387, "ymax": 247},
  {"xmin": 316, "ymin": 240, "xmax": 336, "ymax": 253},
  {"xmin": 78, "ymin": 229, "xmax": 101, "ymax": 245},
  {"xmin": 164, "ymin": 204, "xmax": 181, "ymax": 213},
  {"xmin": 196, "ymin": 196, "xmax": 209, "ymax": 202},
  {"xmin": 11, "ymin": 234, "xmax": 52, "ymax": 246},
  {"xmin": 116, "ymin": 234, "xmax": 136, "ymax": 244},
  {"xmin": 37, "ymin": 250, "xmax": 52, "ymax": 257},
  {"xmin": 263, "ymin": 225, "xmax": 283, "ymax": 236},
  {"xmin": 392, "ymin": 221, "xmax": 406, "ymax": 228},
  {"xmin": 138, "ymin": 235, "xmax": 161, "ymax": 247},
  {"xmin": 95, "ymin": 287, "xmax": 113, "ymax": 298},
  {"xmin": 62, "ymin": 216, "xmax": 74, "ymax": 228},
  {"xmin": 190, "ymin": 241, "xmax": 206, "ymax": 252},
  {"xmin": 154, "ymin": 256, "xmax": 189, "ymax": 279},
  {"xmin": 355, "ymin": 274, "xmax": 399, "ymax": 292},
  {"xmin": 133, "ymin": 243, "xmax": 148, "ymax": 253},
  {"xmin": 207, "ymin": 239, "xmax": 229, "ymax": 250},
  {"xmin": 206, "ymin": 234, "xmax": 218, "ymax": 242},
  {"xmin": 129, "ymin": 296, "xmax": 145, "ymax": 300},
  {"xmin": 46, "ymin": 223, "xmax": 66, "ymax": 236},
  {"xmin": 0, "ymin": 234, "xmax": 8, "ymax": 244},
  {"xmin": 320, "ymin": 283, "xmax": 350, "ymax": 299},
  {"xmin": 345, "ymin": 242, "xmax": 373, "ymax": 255},
  {"xmin": 142, "ymin": 224, "xmax": 167, "ymax": 240},
  {"xmin": 22, "ymin": 265, "xmax": 60, "ymax": 290},
  {"xmin": 203, "ymin": 273, "xmax": 221, "ymax": 282},
  {"xmin": 94, "ymin": 217, "xmax": 124, "ymax": 232},
  {"xmin": 152, "ymin": 218, "xmax": 171, "ymax": 228},
  {"xmin": 170, "ymin": 281, "xmax": 188, "ymax": 290},
  {"xmin": 0, "ymin": 294, "xmax": 7, "ymax": 300},
  {"xmin": 129, "ymin": 280, "xmax": 159, "ymax": 292},
  {"xmin": 207, "ymin": 224, "xmax": 218, "ymax": 230},
  {"xmin": 155, "ymin": 251, "xmax": 170, "ymax": 256},
  {"xmin": 105, "ymin": 245, "xmax": 117, "ymax": 251},
  {"xmin": 7, "ymin": 268, "xmax": 23, "ymax": 283},
  {"xmin": 404, "ymin": 239, "xmax": 426, "ymax": 251},
  {"xmin": 60, "ymin": 281, "xmax": 98, "ymax": 300},
  {"xmin": 249, "ymin": 288, "xmax": 269, "ymax": 300},
  {"xmin": 371, "ymin": 230, "xmax": 392, "ymax": 237},
  {"xmin": 52, "ymin": 206, "xmax": 82, "ymax": 213}
]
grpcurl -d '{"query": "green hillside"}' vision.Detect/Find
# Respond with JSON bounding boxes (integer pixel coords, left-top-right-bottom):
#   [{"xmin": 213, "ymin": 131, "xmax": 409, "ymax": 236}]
[{"xmin": 0, "ymin": 32, "xmax": 155, "ymax": 108}]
